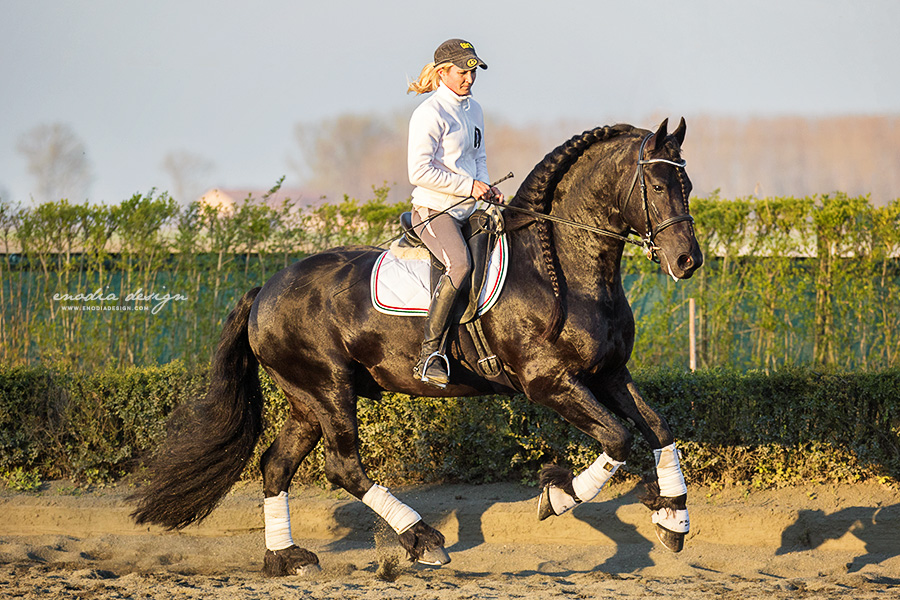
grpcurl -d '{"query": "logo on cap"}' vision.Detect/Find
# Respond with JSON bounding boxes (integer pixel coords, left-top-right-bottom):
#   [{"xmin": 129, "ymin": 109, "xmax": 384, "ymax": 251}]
[{"xmin": 467, "ymin": 58, "xmax": 478, "ymax": 68}]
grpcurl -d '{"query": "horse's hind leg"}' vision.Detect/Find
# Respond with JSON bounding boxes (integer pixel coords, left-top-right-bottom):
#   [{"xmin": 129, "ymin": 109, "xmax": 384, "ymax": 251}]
[
  {"xmin": 260, "ymin": 399, "xmax": 323, "ymax": 576},
  {"xmin": 277, "ymin": 373, "xmax": 450, "ymax": 567},
  {"xmin": 316, "ymin": 397, "xmax": 450, "ymax": 566},
  {"xmin": 591, "ymin": 369, "xmax": 690, "ymax": 552}
]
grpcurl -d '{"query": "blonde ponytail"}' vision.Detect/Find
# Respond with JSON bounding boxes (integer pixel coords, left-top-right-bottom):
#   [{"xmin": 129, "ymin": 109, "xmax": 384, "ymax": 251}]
[{"xmin": 407, "ymin": 62, "xmax": 451, "ymax": 95}]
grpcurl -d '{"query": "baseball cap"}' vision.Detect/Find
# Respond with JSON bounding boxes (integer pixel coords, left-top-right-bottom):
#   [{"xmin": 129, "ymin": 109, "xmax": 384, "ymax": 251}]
[{"xmin": 434, "ymin": 38, "xmax": 487, "ymax": 71}]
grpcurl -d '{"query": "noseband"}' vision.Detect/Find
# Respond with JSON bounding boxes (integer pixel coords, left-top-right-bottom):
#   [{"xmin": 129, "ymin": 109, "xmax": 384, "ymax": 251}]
[{"xmin": 623, "ymin": 132, "xmax": 694, "ymax": 263}]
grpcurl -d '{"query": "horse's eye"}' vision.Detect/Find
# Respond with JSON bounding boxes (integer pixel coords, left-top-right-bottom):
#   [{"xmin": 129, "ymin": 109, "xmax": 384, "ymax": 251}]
[{"xmin": 652, "ymin": 185, "xmax": 664, "ymax": 193}]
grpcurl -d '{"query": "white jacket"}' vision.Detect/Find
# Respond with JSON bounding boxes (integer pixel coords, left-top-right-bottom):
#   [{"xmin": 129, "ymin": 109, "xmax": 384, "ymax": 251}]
[{"xmin": 408, "ymin": 82, "xmax": 489, "ymax": 220}]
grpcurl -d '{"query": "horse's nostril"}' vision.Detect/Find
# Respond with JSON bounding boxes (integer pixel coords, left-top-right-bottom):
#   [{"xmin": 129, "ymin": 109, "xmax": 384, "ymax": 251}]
[{"xmin": 677, "ymin": 254, "xmax": 693, "ymax": 271}]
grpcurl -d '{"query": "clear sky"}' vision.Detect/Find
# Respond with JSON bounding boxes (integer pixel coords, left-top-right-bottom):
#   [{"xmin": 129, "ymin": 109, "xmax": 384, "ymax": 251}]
[{"xmin": 1, "ymin": 0, "xmax": 898, "ymax": 205}]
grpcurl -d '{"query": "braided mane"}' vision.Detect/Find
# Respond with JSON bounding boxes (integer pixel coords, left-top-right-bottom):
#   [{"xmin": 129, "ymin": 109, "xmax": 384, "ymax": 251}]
[
  {"xmin": 512, "ymin": 123, "xmax": 636, "ymax": 213},
  {"xmin": 509, "ymin": 124, "xmax": 637, "ymax": 341}
]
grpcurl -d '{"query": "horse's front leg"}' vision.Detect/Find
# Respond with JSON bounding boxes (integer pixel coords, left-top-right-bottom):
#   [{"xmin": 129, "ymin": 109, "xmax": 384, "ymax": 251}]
[
  {"xmin": 525, "ymin": 374, "xmax": 632, "ymax": 521},
  {"xmin": 589, "ymin": 368, "xmax": 690, "ymax": 552}
]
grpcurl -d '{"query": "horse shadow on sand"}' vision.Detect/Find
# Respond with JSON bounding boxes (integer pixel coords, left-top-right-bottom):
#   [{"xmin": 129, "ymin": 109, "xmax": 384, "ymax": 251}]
[
  {"xmin": 324, "ymin": 481, "xmax": 655, "ymax": 576},
  {"xmin": 776, "ymin": 504, "xmax": 900, "ymax": 575}
]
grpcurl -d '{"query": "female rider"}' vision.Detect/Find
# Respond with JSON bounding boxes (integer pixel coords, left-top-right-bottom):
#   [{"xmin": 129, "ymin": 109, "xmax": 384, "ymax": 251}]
[{"xmin": 407, "ymin": 38, "xmax": 503, "ymax": 387}]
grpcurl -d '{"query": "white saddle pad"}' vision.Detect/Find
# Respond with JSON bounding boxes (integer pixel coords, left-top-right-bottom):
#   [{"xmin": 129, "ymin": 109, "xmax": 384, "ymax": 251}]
[{"xmin": 371, "ymin": 235, "xmax": 509, "ymax": 317}]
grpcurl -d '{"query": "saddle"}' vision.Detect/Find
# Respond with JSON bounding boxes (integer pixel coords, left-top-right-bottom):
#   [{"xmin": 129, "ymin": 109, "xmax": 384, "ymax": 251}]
[
  {"xmin": 396, "ymin": 208, "xmax": 502, "ymax": 322},
  {"xmin": 395, "ymin": 207, "xmax": 510, "ymax": 386}
]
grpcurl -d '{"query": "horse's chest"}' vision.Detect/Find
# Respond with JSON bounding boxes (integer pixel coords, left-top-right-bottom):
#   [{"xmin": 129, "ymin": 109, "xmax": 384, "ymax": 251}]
[{"xmin": 565, "ymin": 298, "xmax": 635, "ymax": 366}]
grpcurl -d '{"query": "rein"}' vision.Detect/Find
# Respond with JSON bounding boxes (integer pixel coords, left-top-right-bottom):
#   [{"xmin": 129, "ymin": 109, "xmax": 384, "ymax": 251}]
[{"xmin": 484, "ymin": 132, "xmax": 693, "ymax": 263}]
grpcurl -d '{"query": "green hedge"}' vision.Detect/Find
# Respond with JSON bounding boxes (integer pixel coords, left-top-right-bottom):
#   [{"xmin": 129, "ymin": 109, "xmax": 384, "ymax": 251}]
[
  {"xmin": 0, "ymin": 185, "xmax": 410, "ymax": 370},
  {"xmin": 1, "ymin": 364, "xmax": 897, "ymax": 490},
  {"xmin": 3, "ymin": 191, "xmax": 900, "ymax": 373}
]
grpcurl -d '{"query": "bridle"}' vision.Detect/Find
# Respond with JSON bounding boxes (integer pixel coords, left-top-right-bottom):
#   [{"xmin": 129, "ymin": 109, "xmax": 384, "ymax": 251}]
[
  {"xmin": 623, "ymin": 132, "xmax": 694, "ymax": 262},
  {"xmin": 480, "ymin": 132, "xmax": 694, "ymax": 263}
]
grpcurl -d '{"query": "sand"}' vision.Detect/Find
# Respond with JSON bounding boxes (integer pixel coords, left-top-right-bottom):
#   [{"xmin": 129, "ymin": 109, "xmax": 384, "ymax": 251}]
[{"xmin": 1, "ymin": 479, "xmax": 899, "ymax": 599}]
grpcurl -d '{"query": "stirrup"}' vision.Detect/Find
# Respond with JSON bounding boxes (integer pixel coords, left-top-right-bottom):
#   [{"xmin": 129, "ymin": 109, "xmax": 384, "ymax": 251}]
[{"xmin": 416, "ymin": 351, "xmax": 449, "ymax": 388}]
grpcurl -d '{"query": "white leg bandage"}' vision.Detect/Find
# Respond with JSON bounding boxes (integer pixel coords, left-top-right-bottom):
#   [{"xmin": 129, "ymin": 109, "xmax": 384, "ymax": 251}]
[
  {"xmin": 264, "ymin": 491, "xmax": 295, "ymax": 551},
  {"xmin": 362, "ymin": 484, "xmax": 421, "ymax": 534},
  {"xmin": 654, "ymin": 443, "xmax": 688, "ymax": 497},
  {"xmin": 549, "ymin": 453, "xmax": 624, "ymax": 515},
  {"xmin": 573, "ymin": 453, "xmax": 625, "ymax": 503}
]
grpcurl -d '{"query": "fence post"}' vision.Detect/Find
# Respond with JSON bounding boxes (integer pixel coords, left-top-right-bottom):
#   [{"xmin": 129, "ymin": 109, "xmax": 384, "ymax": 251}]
[{"xmin": 689, "ymin": 297, "xmax": 696, "ymax": 371}]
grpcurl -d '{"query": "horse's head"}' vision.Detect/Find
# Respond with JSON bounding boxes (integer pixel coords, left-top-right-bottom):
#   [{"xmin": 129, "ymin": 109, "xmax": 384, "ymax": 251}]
[{"xmin": 621, "ymin": 118, "xmax": 703, "ymax": 280}]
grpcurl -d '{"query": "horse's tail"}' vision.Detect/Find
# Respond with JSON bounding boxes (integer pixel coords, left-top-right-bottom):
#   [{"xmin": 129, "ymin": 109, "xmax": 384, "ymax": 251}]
[{"xmin": 130, "ymin": 287, "xmax": 264, "ymax": 529}]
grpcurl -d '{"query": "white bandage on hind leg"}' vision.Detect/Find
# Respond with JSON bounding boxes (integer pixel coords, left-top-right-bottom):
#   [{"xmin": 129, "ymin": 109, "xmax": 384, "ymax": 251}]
[
  {"xmin": 654, "ymin": 443, "xmax": 688, "ymax": 497},
  {"xmin": 362, "ymin": 484, "xmax": 422, "ymax": 534},
  {"xmin": 264, "ymin": 491, "xmax": 295, "ymax": 551},
  {"xmin": 572, "ymin": 452, "xmax": 625, "ymax": 503}
]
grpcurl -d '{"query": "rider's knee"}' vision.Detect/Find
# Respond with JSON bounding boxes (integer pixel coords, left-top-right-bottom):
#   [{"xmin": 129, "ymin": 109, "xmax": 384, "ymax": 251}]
[{"xmin": 446, "ymin": 255, "xmax": 472, "ymax": 289}]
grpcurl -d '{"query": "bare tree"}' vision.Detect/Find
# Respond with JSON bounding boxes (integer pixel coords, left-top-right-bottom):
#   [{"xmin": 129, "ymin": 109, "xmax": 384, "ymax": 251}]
[
  {"xmin": 161, "ymin": 150, "xmax": 216, "ymax": 204},
  {"xmin": 289, "ymin": 112, "xmax": 410, "ymax": 203},
  {"xmin": 16, "ymin": 123, "xmax": 93, "ymax": 203},
  {"xmin": 683, "ymin": 115, "xmax": 900, "ymax": 205},
  {"xmin": 288, "ymin": 112, "xmax": 900, "ymax": 208}
]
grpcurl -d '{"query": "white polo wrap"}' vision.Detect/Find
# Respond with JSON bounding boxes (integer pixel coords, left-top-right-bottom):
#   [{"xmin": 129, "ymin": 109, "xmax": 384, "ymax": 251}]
[
  {"xmin": 264, "ymin": 491, "xmax": 295, "ymax": 551},
  {"xmin": 549, "ymin": 453, "xmax": 624, "ymax": 515},
  {"xmin": 573, "ymin": 452, "xmax": 625, "ymax": 503},
  {"xmin": 362, "ymin": 484, "xmax": 421, "ymax": 534},
  {"xmin": 654, "ymin": 443, "xmax": 688, "ymax": 497}
]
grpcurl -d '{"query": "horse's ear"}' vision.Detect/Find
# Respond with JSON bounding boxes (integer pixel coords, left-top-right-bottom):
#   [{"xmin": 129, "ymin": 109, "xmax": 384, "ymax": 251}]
[
  {"xmin": 672, "ymin": 117, "xmax": 686, "ymax": 147},
  {"xmin": 652, "ymin": 118, "xmax": 669, "ymax": 152}
]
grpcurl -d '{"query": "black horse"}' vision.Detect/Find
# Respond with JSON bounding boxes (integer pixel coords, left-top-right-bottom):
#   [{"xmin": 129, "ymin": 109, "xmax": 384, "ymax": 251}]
[{"xmin": 131, "ymin": 119, "xmax": 703, "ymax": 575}]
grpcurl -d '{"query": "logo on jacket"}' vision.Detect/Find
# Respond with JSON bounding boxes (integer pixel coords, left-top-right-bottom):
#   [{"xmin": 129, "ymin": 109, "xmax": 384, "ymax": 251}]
[{"xmin": 474, "ymin": 127, "xmax": 482, "ymax": 149}]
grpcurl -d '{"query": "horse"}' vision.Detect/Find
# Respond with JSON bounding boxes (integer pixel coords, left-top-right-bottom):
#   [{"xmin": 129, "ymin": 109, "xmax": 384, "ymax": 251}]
[{"xmin": 130, "ymin": 118, "xmax": 703, "ymax": 575}]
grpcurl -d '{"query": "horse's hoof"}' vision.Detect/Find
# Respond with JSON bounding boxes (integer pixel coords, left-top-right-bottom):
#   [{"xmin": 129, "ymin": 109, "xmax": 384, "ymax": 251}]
[
  {"xmin": 654, "ymin": 524, "xmax": 685, "ymax": 553},
  {"xmin": 537, "ymin": 486, "xmax": 556, "ymax": 521},
  {"xmin": 294, "ymin": 563, "xmax": 323, "ymax": 576},
  {"xmin": 417, "ymin": 546, "xmax": 451, "ymax": 567},
  {"xmin": 263, "ymin": 546, "xmax": 321, "ymax": 577}
]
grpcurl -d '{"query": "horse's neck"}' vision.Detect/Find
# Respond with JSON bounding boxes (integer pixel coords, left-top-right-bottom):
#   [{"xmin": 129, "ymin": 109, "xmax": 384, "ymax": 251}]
[
  {"xmin": 550, "ymin": 189, "xmax": 628, "ymax": 292},
  {"xmin": 509, "ymin": 137, "xmax": 633, "ymax": 296},
  {"xmin": 508, "ymin": 209, "xmax": 625, "ymax": 300},
  {"xmin": 556, "ymin": 221, "xmax": 625, "ymax": 291}
]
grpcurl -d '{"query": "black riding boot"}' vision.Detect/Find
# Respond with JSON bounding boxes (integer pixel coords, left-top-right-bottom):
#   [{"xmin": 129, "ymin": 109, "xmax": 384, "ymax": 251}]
[{"xmin": 413, "ymin": 275, "xmax": 460, "ymax": 387}]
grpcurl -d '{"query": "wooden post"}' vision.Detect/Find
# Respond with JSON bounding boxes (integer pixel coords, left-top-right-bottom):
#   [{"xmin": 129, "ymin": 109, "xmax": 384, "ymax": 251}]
[{"xmin": 689, "ymin": 297, "xmax": 696, "ymax": 371}]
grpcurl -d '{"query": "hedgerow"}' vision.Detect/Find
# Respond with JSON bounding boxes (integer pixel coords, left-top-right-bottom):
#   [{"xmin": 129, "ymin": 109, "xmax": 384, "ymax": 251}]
[
  {"xmin": 2, "ymin": 190, "xmax": 900, "ymax": 372},
  {"xmin": 1, "ymin": 364, "xmax": 896, "ymax": 489}
]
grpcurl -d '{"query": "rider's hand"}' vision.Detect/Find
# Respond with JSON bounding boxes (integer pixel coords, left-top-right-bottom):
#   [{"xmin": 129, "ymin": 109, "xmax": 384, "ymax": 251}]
[
  {"xmin": 472, "ymin": 179, "xmax": 491, "ymax": 200},
  {"xmin": 473, "ymin": 181, "xmax": 505, "ymax": 204}
]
